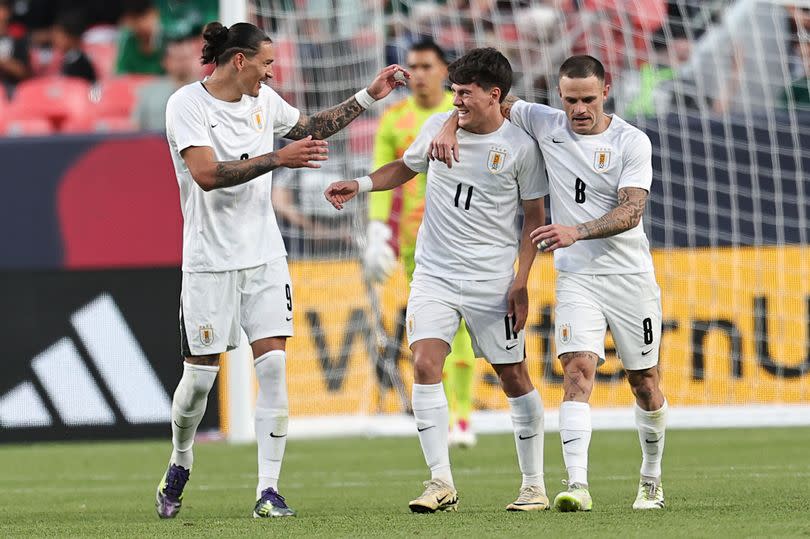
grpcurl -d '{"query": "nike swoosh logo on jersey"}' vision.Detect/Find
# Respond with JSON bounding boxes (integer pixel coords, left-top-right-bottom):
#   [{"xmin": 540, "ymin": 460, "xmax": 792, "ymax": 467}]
[
  {"xmin": 518, "ymin": 433, "xmax": 538, "ymax": 440},
  {"xmin": 552, "ymin": 137, "xmax": 565, "ymax": 143},
  {"xmin": 269, "ymin": 432, "xmax": 287, "ymax": 438},
  {"xmin": 285, "ymin": 316, "xmax": 293, "ymax": 321},
  {"xmin": 210, "ymin": 123, "xmax": 218, "ymax": 128},
  {"xmin": 506, "ymin": 343, "xmax": 518, "ymax": 350},
  {"xmin": 642, "ymin": 348, "xmax": 653, "ymax": 356}
]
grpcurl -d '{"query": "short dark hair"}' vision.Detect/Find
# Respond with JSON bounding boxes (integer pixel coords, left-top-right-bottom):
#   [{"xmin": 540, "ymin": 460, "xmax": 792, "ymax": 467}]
[
  {"xmin": 408, "ymin": 39, "xmax": 448, "ymax": 65},
  {"xmin": 201, "ymin": 21, "xmax": 272, "ymax": 65},
  {"xmin": 55, "ymin": 10, "xmax": 88, "ymax": 39},
  {"xmin": 122, "ymin": 0, "xmax": 155, "ymax": 17},
  {"xmin": 447, "ymin": 47, "xmax": 512, "ymax": 102},
  {"xmin": 559, "ymin": 55, "xmax": 605, "ymax": 83}
]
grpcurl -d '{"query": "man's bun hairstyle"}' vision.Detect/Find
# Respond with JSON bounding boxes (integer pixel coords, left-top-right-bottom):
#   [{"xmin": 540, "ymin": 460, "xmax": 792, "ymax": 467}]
[{"xmin": 201, "ymin": 21, "xmax": 271, "ymax": 65}]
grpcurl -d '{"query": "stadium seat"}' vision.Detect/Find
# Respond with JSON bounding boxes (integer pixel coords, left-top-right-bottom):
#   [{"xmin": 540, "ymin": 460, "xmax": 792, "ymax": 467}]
[
  {"xmin": 83, "ymin": 41, "xmax": 118, "ymax": 82},
  {"xmin": 7, "ymin": 76, "xmax": 92, "ymax": 128},
  {"xmin": 0, "ymin": 86, "xmax": 6, "ymax": 133},
  {"xmin": 59, "ymin": 116, "xmax": 95, "ymax": 133},
  {"xmin": 92, "ymin": 75, "xmax": 156, "ymax": 118},
  {"xmin": 5, "ymin": 117, "xmax": 54, "ymax": 136},
  {"xmin": 348, "ymin": 117, "xmax": 378, "ymax": 155},
  {"xmin": 91, "ymin": 116, "xmax": 138, "ymax": 133},
  {"xmin": 61, "ymin": 115, "xmax": 137, "ymax": 134}
]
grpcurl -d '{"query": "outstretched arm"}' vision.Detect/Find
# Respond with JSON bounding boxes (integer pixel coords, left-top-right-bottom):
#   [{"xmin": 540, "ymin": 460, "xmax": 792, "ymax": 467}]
[
  {"xmin": 531, "ymin": 187, "xmax": 648, "ymax": 251},
  {"xmin": 324, "ymin": 160, "xmax": 418, "ymax": 210},
  {"xmin": 285, "ymin": 65, "xmax": 409, "ymax": 140},
  {"xmin": 428, "ymin": 94, "xmax": 524, "ymax": 167},
  {"xmin": 182, "ymin": 136, "xmax": 328, "ymax": 191}
]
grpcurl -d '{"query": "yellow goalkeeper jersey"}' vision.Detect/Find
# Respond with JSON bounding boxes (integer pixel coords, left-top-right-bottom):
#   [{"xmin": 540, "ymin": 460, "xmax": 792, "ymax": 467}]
[{"xmin": 370, "ymin": 92, "xmax": 455, "ymax": 275}]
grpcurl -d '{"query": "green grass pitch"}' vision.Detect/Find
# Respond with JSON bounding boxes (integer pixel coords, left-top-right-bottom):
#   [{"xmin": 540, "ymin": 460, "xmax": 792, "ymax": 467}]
[{"xmin": 1, "ymin": 427, "xmax": 809, "ymax": 537}]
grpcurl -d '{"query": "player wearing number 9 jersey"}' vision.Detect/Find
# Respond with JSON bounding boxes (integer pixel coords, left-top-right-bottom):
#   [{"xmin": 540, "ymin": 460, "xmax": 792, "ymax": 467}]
[
  {"xmin": 326, "ymin": 47, "xmax": 550, "ymax": 514},
  {"xmin": 430, "ymin": 54, "xmax": 668, "ymax": 513},
  {"xmin": 156, "ymin": 21, "xmax": 407, "ymax": 520}
]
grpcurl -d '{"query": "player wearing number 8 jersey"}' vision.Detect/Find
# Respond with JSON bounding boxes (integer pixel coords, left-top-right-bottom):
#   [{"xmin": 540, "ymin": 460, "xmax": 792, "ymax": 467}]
[
  {"xmin": 325, "ymin": 48, "xmax": 550, "ymax": 513},
  {"xmin": 156, "ymin": 21, "xmax": 407, "ymax": 520},
  {"xmin": 429, "ymin": 55, "xmax": 668, "ymax": 512}
]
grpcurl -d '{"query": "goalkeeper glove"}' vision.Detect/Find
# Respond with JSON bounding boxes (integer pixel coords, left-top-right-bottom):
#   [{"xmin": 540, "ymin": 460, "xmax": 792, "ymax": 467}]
[{"xmin": 363, "ymin": 220, "xmax": 397, "ymax": 283}]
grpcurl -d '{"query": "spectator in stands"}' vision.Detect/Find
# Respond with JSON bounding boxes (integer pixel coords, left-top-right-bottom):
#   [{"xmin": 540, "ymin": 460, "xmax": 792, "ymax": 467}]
[
  {"xmin": 131, "ymin": 35, "xmax": 201, "ymax": 131},
  {"xmin": 0, "ymin": 0, "xmax": 30, "ymax": 95},
  {"xmin": 681, "ymin": 0, "xmax": 793, "ymax": 114},
  {"xmin": 53, "ymin": 10, "xmax": 96, "ymax": 83},
  {"xmin": 783, "ymin": 8, "xmax": 810, "ymax": 109},
  {"xmin": 157, "ymin": 0, "xmax": 217, "ymax": 42},
  {"xmin": 624, "ymin": 21, "xmax": 692, "ymax": 117},
  {"xmin": 117, "ymin": 0, "xmax": 165, "ymax": 75}
]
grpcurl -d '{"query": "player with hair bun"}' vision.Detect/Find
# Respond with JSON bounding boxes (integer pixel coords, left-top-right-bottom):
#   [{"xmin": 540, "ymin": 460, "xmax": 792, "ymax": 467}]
[{"xmin": 155, "ymin": 20, "xmax": 407, "ymax": 520}]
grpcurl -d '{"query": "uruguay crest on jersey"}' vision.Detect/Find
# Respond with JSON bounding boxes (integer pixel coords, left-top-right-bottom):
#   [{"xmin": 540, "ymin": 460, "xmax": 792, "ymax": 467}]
[
  {"xmin": 487, "ymin": 147, "xmax": 507, "ymax": 173},
  {"xmin": 250, "ymin": 107, "xmax": 265, "ymax": 131},
  {"xmin": 593, "ymin": 148, "xmax": 611, "ymax": 171}
]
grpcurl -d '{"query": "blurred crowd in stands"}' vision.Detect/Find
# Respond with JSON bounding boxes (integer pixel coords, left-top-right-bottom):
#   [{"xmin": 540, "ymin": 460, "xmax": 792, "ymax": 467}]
[
  {"xmin": 379, "ymin": 0, "xmax": 810, "ymax": 115},
  {"xmin": 0, "ymin": 0, "xmax": 808, "ymax": 139},
  {"xmin": 0, "ymin": 0, "xmax": 214, "ymax": 135}
]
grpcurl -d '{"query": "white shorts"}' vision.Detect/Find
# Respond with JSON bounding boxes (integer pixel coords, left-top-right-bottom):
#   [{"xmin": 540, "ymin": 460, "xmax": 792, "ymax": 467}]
[
  {"xmin": 555, "ymin": 271, "xmax": 662, "ymax": 371},
  {"xmin": 180, "ymin": 257, "xmax": 294, "ymax": 356},
  {"xmin": 406, "ymin": 273, "xmax": 524, "ymax": 365}
]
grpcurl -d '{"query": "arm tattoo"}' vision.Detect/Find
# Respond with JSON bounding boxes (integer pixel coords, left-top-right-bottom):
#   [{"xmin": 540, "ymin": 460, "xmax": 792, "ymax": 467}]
[
  {"xmin": 213, "ymin": 153, "xmax": 281, "ymax": 189},
  {"xmin": 285, "ymin": 95, "xmax": 365, "ymax": 140},
  {"xmin": 575, "ymin": 187, "xmax": 648, "ymax": 240},
  {"xmin": 501, "ymin": 94, "xmax": 520, "ymax": 120}
]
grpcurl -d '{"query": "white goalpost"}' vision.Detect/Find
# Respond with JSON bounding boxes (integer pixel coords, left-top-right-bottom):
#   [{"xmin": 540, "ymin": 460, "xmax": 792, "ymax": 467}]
[{"xmin": 222, "ymin": 0, "xmax": 810, "ymax": 441}]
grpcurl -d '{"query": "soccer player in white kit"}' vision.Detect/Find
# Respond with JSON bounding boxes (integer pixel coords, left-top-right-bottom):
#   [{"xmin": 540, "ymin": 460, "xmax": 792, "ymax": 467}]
[
  {"xmin": 155, "ymin": 21, "xmax": 407, "ymax": 519},
  {"xmin": 325, "ymin": 48, "xmax": 550, "ymax": 513},
  {"xmin": 430, "ymin": 55, "xmax": 668, "ymax": 511}
]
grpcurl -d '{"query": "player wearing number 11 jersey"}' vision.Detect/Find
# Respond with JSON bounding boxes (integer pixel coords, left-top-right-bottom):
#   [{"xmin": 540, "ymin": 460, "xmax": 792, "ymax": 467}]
[
  {"xmin": 430, "ymin": 54, "xmax": 668, "ymax": 512},
  {"xmin": 325, "ymin": 48, "xmax": 550, "ymax": 513}
]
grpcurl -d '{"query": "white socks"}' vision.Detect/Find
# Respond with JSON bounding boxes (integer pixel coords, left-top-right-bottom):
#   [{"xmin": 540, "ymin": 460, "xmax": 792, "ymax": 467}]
[
  {"xmin": 254, "ymin": 350, "xmax": 289, "ymax": 499},
  {"xmin": 412, "ymin": 383, "xmax": 453, "ymax": 487},
  {"xmin": 508, "ymin": 389, "xmax": 545, "ymax": 490},
  {"xmin": 170, "ymin": 362, "xmax": 219, "ymax": 469},
  {"xmin": 635, "ymin": 400, "xmax": 668, "ymax": 481},
  {"xmin": 559, "ymin": 401, "xmax": 591, "ymax": 486}
]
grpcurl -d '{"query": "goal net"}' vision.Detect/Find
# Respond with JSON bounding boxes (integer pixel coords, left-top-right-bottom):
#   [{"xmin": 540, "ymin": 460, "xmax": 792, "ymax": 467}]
[{"xmin": 232, "ymin": 0, "xmax": 810, "ymax": 437}]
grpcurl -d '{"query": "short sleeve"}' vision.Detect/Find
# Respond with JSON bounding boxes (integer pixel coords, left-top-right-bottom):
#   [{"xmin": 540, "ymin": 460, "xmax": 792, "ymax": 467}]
[
  {"xmin": 618, "ymin": 133, "xmax": 653, "ymax": 191},
  {"xmin": 265, "ymin": 87, "xmax": 301, "ymax": 137},
  {"xmin": 509, "ymin": 100, "xmax": 560, "ymax": 141},
  {"xmin": 402, "ymin": 112, "xmax": 446, "ymax": 174},
  {"xmin": 516, "ymin": 142, "xmax": 548, "ymax": 200},
  {"xmin": 166, "ymin": 92, "xmax": 213, "ymax": 152}
]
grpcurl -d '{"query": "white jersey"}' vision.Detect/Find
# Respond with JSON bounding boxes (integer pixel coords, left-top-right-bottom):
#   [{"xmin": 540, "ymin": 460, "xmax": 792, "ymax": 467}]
[
  {"xmin": 510, "ymin": 100, "xmax": 654, "ymax": 275},
  {"xmin": 166, "ymin": 81, "xmax": 300, "ymax": 272},
  {"xmin": 403, "ymin": 112, "xmax": 548, "ymax": 280}
]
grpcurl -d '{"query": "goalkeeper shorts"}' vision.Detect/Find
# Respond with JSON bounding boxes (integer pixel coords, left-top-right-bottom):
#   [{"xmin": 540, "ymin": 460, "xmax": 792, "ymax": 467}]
[{"xmin": 406, "ymin": 273, "xmax": 524, "ymax": 365}]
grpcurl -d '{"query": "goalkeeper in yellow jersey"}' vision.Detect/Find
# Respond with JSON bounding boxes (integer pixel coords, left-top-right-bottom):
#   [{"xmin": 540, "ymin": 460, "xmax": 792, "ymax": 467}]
[{"xmin": 366, "ymin": 39, "xmax": 478, "ymax": 448}]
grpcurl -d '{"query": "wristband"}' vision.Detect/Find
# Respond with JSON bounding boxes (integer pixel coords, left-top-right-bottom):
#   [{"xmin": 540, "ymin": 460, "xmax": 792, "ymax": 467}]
[
  {"xmin": 355, "ymin": 175, "xmax": 373, "ymax": 193},
  {"xmin": 354, "ymin": 88, "xmax": 376, "ymax": 109}
]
